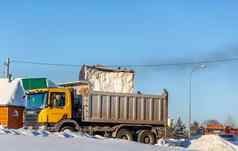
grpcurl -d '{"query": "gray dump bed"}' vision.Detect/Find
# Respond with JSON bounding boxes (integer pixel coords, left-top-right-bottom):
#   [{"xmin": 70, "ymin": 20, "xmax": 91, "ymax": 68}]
[{"xmin": 81, "ymin": 90, "xmax": 168, "ymax": 126}]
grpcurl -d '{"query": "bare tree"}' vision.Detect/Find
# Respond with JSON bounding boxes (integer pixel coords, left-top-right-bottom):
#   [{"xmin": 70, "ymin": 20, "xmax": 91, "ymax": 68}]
[
  {"xmin": 191, "ymin": 121, "xmax": 201, "ymax": 135},
  {"xmin": 173, "ymin": 117, "xmax": 187, "ymax": 138},
  {"xmin": 225, "ymin": 115, "xmax": 237, "ymax": 128}
]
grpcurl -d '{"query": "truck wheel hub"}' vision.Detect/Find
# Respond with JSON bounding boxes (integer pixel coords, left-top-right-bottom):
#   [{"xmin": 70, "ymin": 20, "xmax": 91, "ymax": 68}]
[{"xmin": 144, "ymin": 136, "xmax": 151, "ymax": 144}]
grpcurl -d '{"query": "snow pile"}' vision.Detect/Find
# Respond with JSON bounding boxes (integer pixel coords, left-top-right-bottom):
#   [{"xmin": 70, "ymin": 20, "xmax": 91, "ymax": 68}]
[
  {"xmin": 80, "ymin": 65, "xmax": 135, "ymax": 93},
  {"xmin": 0, "ymin": 78, "xmax": 25, "ymax": 106},
  {"xmin": 0, "ymin": 127, "xmax": 191, "ymax": 151},
  {"xmin": 0, "ymin": 126, "xmax": 85, "ymax": 138},
  {"xmin": 189, "ymin": 135, "xmax": 238, "ymax": 151}
]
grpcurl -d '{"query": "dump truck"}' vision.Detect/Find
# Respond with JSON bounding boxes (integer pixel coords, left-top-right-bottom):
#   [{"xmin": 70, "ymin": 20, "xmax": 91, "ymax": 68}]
[{"xmin": 24, "ymin": 84, "xmax": 168, "ymax": 144}]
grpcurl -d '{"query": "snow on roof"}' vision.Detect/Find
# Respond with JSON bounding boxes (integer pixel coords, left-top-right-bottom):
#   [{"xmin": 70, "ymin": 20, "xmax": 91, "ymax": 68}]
[
  {"xmin": 47, "ymin": 79, "xmax": 58, "ymax": 88},
  {"xmin": 58, "ymin": 80, "xmax": 89, "ymax": 87},
  {"xmin": 0, "ymin": 78, "xmax": 25, "ymax": 106}
]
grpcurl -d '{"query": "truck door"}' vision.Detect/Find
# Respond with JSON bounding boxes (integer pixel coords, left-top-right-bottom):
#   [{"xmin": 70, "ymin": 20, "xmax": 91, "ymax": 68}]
[{"xmin": 47, "ymin": 92, "xmax": 67, "ymax": 123}]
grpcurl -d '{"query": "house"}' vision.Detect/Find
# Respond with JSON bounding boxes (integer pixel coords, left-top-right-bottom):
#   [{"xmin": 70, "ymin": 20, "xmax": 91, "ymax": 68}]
[{"xmin": 0, "ymin": 78, "xmax": 56, "ymax": 128}]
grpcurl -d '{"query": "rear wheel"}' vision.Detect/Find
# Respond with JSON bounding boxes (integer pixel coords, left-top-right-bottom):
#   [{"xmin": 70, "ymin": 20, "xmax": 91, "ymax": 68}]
[
  {"xmin": 116, "ymin": 129, "xmax": 134, "ymax": 141},
  {"xmin": 137, "ymin": 130, "xmax": 156, "ymax": 145}
]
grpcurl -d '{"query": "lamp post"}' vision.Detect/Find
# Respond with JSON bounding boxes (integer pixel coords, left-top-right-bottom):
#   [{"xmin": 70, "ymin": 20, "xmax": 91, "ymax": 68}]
[{"xmin": 188, "ymin": 64, "xmax": 206, "ymax": 139}]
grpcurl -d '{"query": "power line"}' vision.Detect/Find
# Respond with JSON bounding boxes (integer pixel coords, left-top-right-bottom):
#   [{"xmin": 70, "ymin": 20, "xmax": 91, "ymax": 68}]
[
  {"xmin": 12, "ymin": 57, "xmax": 238, "ymax": 68},
  {"xmin": 12, "ymin": 60, "xmax": 81, "ymax": 67},
  {"xmin": 108, "ymin": 57, "xmax": 238, "ymax": 68}
]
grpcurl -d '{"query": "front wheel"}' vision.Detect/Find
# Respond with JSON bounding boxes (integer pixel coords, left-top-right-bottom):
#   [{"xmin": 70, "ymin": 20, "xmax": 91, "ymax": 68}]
[{"xmin": 60, "ymin": 126, "xmax": 75, "ymax": 132}]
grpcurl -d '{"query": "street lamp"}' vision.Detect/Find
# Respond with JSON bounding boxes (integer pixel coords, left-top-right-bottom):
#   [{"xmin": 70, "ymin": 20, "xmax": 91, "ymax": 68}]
[{"xmin": 188, "ymin": 64, "xmax": 206, "ymax": 139}]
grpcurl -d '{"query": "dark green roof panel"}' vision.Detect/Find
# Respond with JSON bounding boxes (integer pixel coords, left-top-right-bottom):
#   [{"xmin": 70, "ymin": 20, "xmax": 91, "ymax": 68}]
[{"xmin": 22, "ymin": 78, "xmax": 47, "ymax": 90}]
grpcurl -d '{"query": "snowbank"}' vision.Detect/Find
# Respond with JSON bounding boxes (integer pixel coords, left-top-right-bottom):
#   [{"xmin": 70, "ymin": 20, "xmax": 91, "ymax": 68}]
[
  {"xmin": 189, "ymin": 135, "xmax": 238, "ymax": 151},
  {"xmin": 0, "ymin": 135, "xmax": 192, "ymax": 151},
  {"xmin": 0, "ymin": 127, "xmax": 191, "ymax": 151},
  {"xmin": 1, "ymin": 127, "xmax": 237, "ymax": 151}
]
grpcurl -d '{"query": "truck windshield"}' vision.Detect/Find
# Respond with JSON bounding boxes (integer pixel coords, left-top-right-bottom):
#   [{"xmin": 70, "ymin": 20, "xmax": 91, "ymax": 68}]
[{"xmin": 26, "ymin": 93, "xmax": 48, "ymax": 109}]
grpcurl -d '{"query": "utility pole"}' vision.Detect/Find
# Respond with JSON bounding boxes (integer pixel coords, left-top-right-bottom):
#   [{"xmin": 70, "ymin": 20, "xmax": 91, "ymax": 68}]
[
  {"xmin": 4, "ymin": 58, "xmax": 11, "ymax": 82},
  {"xmin": 188, "ymin": 64, "xmax": 206, "ymax": 139}
]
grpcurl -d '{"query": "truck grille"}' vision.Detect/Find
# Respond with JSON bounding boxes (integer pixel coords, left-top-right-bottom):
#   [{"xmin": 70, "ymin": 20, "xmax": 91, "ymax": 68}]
[{"xmin": 24, "ymin": 109, "xmax": 41, "ymax": 128}]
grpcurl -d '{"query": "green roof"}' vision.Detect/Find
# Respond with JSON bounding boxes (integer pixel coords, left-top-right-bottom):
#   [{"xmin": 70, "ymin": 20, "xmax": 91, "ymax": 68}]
[{"xmin": 21, "ymin": 78, "xmax": 48, "ymax": 90}]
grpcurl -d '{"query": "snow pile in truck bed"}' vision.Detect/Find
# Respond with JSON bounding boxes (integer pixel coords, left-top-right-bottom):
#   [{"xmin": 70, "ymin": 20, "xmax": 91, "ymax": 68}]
[
  {"xmin": 80, "ymin": 65, "xmax": 135, "ymax": 93},
  {"xmin": 0, "ymin": 127, "xmax": 191, "ymax": 151},
  {"xmin": 0, "ymin": 78, "xmax": 25, "ymax": 106},
  {"xmin": 189, "ymin": 135, "xmax": 238, "ymax": 151}
]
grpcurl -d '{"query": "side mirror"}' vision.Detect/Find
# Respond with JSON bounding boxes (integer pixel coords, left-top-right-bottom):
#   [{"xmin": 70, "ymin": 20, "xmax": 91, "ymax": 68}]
[{"xmin": 47, "ymin": 103, "xmax": 53, "ymax": 108}]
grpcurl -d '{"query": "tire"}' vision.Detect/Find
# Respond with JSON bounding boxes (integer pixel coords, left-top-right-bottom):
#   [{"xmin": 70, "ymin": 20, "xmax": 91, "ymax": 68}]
[
  {"xmin": 137, "ymin": 130, "xmax": 156, "ymax": 145},
  {"xmin": 116, "ymin": 129, "xmax": 134, "ymax": 141},
  {"xmin": 60, "ymin": 126, "xmax": 75, "ymax": 132}
]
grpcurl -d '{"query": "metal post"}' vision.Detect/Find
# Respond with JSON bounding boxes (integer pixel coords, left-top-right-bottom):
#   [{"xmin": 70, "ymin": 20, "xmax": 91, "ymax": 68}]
[
  {"xmin": 188, "ymin": 71, "xmax": 193, "ymax": 139},
  {"xmin": 4, "ymin": 58, "xmax": 11, "ymax": 81},
  {"xmin": 188, "ymin": 64, "xmax": 206, "ymax": 139}
]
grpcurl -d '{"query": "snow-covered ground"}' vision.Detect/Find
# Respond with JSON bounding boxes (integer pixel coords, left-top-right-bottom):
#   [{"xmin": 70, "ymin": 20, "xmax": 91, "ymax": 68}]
[
  {"xmin": 0, "ymin": 127, "xmax": 238, "ymax": 151},
  {"xmin": 0, "ymin": 127, "xmax": 191, "ymax": 151}
]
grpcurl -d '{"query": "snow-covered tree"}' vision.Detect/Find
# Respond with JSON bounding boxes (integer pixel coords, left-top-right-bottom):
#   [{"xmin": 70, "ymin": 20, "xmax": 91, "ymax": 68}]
[{"xmin": 174, "ymin": 117, "xmax": 186, "ymax": 135}]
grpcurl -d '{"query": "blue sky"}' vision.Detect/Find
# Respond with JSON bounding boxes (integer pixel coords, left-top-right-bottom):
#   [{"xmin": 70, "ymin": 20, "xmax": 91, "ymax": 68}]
[{"xmin": 0, "ymin": 0, "xmax": 238, "ymax": 125}]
